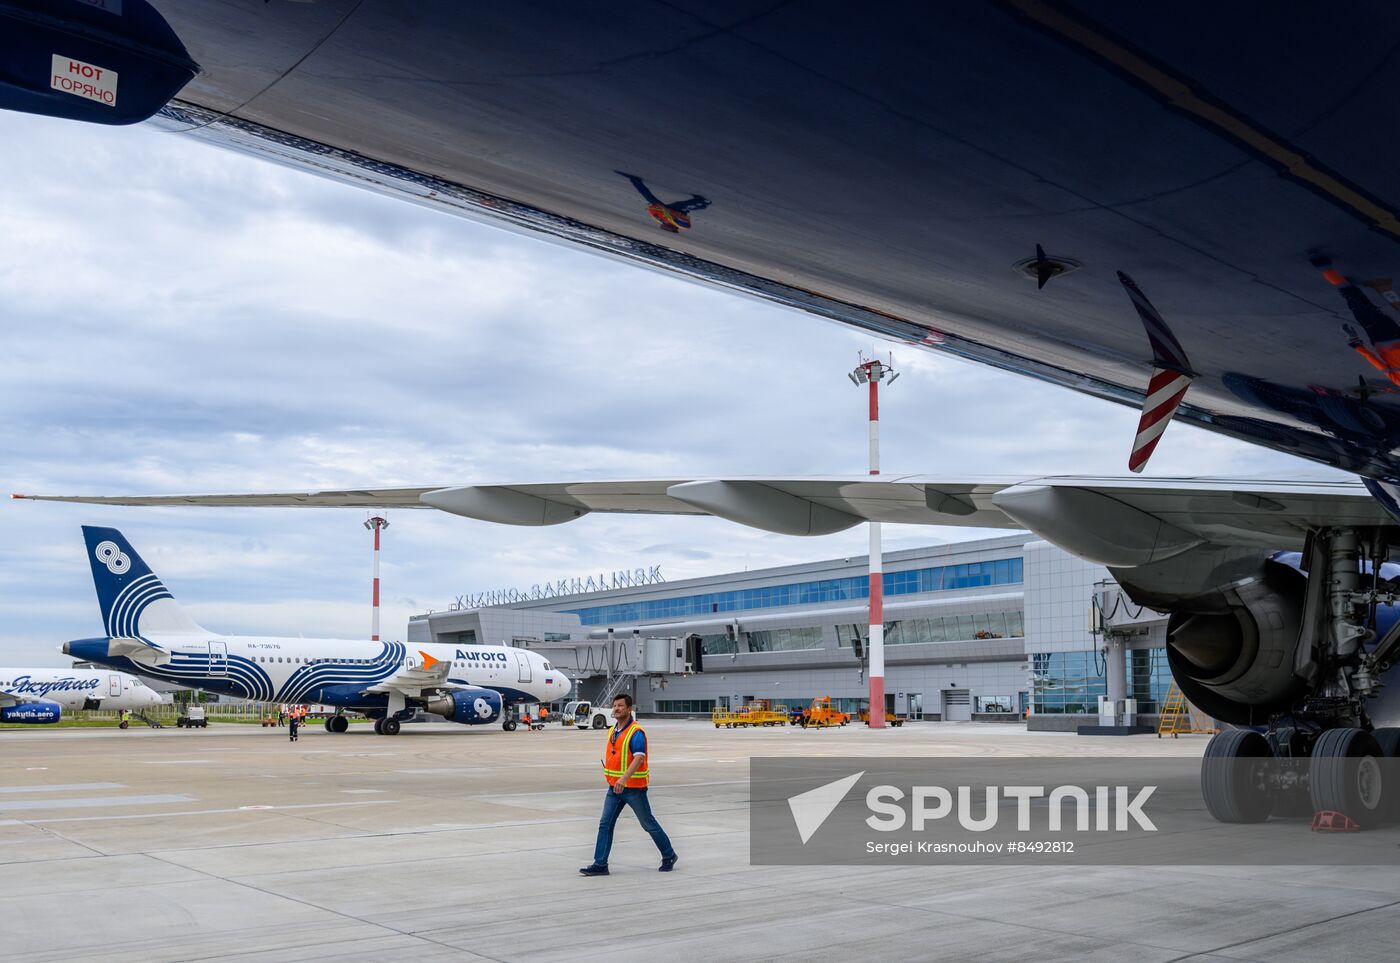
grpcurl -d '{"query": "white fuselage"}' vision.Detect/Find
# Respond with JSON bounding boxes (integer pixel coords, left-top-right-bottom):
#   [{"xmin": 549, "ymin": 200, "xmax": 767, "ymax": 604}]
[
  {"xmin": 0, "ymin": 667, "xmax": 163, "ymax": 711},
  {"xmin": 88, "ymin": 635, "xmax": 570, "ymax": 708}
]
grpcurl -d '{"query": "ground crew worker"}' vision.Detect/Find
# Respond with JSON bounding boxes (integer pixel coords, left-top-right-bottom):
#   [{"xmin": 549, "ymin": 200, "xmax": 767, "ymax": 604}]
[
  {"xmin": 288, "ymin": 708, "xmax": 299, "ymax": 742},
  {"xmin": 522, "ymin": 711, "xmax": 532, "ymax": 730},
  {"xmin": 579, "ymin": 693, "xmax": 677, "ymax": 876}
]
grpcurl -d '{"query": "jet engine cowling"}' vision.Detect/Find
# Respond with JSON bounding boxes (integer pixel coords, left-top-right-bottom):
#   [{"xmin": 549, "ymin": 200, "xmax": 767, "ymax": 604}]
[
  {"xmin": 1121, "ymin": 553, "xmax": 1311, "ymax": 726},
  {"xmin": 423, "ymin": 687, "xmax": 503, "ymax": 725}
]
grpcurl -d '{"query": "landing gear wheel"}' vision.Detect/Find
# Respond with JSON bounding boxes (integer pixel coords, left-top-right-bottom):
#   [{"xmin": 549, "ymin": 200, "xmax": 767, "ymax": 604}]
[
  {"xmin": 325, "ymin": 717, "xmax": 334, "ymax": 732},
  {"xmin": 380, "ymin": 716, "xmax": 401, "ymax": 736},
  {"xmin": 373, "ymin": 718, "xmax": 384, "ymax": 735},
  {"xmin": 1201, "ymin": 729, "xmax": 1274, "ymax": 823},
  {"xmin": 592, "ymin": 715, "xmax": 606, "ymax": 730},
  {"xmin": 1311, "ymin": 728, "xmax": 1385, "ymax": 828},
  {"xmin": 330, "ymin": 714, "xmax": 349, "ymax": 734},
  {"xmin": 503, "ymin": 719, "xmax": 518, "ymax": 731}
]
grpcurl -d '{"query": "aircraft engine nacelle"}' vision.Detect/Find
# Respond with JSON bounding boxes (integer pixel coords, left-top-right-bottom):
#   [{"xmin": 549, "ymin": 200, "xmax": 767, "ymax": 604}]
[
  {"xmin": 423, "ymin": 687, "xmax": 502, "ymax": 725},
  {"xmin": 1152, "ymin": 556, "xmax": 1312, "ymax": 726},
  {"xmin": 0, "ymin": 701, "xmax": 62, "ymax": 724}
]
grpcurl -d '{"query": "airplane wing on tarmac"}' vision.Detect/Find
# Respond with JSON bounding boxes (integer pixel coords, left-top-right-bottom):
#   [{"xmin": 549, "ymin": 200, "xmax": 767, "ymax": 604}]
[
  {"xmin": 16, "ymin": 474, "xmax": 1389, "ymax": 568},
  {"xmin": 363, "ymin": 650, "xmax": 454, "ymax": 699}
]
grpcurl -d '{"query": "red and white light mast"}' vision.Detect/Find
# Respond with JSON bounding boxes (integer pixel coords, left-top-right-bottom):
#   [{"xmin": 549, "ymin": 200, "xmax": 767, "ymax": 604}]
[
  {"xmin": 850, "ymin": 353, "xmax": 898, "ymax": 728},
  {"xmin": 364, "ymin": 515, "xmax": 390, "ymax": 641}
]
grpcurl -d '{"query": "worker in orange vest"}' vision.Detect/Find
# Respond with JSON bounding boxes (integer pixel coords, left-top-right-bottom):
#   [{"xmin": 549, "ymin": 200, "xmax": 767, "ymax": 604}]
[{"xmin": 579, "ymin": 693, "xmax": 677, "ymax": 876}]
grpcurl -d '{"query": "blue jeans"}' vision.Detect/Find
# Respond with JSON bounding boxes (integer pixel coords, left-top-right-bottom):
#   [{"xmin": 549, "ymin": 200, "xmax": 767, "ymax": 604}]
[{"xmin": 593, "ymin": 786, "xmax": 675, "ymax": 865}]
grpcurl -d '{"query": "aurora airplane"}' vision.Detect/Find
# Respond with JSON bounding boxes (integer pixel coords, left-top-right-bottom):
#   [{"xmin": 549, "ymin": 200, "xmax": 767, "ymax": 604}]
[
  {"xmin": 0, "ymin": 664, "xmax": 162, "ymax": 724},
  {"xmin": 12, "ymin": 4, "xmax": 1400, "ymax": 816},
  {"xmin": 62, "ymin": 527, "xmax": 571, "ymax": 735}
]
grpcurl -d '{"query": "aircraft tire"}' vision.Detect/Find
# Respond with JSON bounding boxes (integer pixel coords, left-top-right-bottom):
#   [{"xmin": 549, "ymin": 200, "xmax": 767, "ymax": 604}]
[
  {"xmin": 1311, "ymin": 728, "xmax": 1385, "ymax": 828},
  {"xmin": 373, "ymin": 717, "xmax": 384, "ymax": 735},
  {"xmin": 503, "ymin": 720, "xmax": 517, "ymax": 731},
  {"xmin": 324, "ymin": 717, "xmax": 334, "ymax": 732},
  {"xmin": 330, "ymin": 715, "xmax": 349, "ymax": 734},
  {"xmin": 1201, "ymin": 729, "xmax": 1273, "ymax": 823},
  {"xmin": 380, "ymin": 717, "xmax": 401, "ymax": 736}
]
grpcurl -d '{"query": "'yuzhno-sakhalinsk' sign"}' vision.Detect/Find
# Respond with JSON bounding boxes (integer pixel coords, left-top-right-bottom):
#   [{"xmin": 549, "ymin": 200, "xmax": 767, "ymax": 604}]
[{"xmin": 453, "ymin": 566, "xmax": 665, "ymax": 609}]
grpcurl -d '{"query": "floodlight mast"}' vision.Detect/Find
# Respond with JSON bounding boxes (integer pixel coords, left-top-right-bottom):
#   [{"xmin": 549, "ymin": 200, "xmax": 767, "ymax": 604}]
[
  {"xmin": 852, "ymin": 353, "xmax": 896, "ymax": 729},
  {"xmin": 364, "ymin": 515, "xmax": 390, "ymax": 641}
]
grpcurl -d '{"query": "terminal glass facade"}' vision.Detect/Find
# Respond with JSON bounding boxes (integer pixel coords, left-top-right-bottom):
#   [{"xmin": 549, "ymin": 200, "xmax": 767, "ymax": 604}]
[
  {"xmin": 1128, "ymin": 647, "xmax": 1171, "ymax": 713},
  {"xmin": 565, "ymin": 558, "xmax": 1023, "ymax": 626},
  {"xmin": 747, "ymin": 626, "xmax": 825, "ymax": 652},
  {"xmin": 1031, "ymin": 651, "xmax": 1107, "ymax": 714},
  {"xmin": 838, "ymin": 610, "xmax": 1024, "ymax": 646}
]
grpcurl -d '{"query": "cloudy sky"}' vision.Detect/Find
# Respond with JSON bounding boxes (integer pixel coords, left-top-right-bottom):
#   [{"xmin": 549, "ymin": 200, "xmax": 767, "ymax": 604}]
[{"xmin": 0, "ymin": 110, "xmax": 1330, "ymax": 666}]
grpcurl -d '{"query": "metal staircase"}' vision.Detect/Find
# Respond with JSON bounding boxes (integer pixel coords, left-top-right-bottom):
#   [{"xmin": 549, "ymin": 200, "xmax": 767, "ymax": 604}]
[{"xmin": 1156, "ymin": 682, "xmax": 1216, "ymax": 738}]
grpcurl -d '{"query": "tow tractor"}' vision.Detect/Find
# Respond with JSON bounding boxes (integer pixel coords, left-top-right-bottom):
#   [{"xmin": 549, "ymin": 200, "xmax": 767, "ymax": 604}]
[{"xmin": 566, "ymin": 700, "xmax": 610, "ymax": 730}]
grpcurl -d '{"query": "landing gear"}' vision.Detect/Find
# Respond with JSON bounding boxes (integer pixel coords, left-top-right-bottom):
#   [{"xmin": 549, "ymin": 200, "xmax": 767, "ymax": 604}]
[
  {"xmin": 1201, "ymin": 730, "xmax": 1274, "ymax": 823},
  {"xmin": 325, "ymin": 717, "xmax": 335, "ymax": 732},
  {"xmin": 379, "ymin": 716, "xmax": 401, "ymax": 736},
  {"xmin": 503, "ymin": 719, "xmax": 517, "ymax": 731},
  {"xmin": 328, "ymin": 714, "xmax": 349, "ymax": 734},
  {"xmin": 1310, "ymin": 728, "xmax": 1385, "ymax": 828}
]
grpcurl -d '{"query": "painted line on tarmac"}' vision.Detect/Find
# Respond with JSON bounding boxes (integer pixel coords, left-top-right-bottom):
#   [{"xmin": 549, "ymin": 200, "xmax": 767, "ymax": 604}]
[
  {"xmin": 0, "ymin": 799, "xmax": 396, "ymax": 826},
  {"xmin": 0, "ymin": 782, "xmax": 125, "ymax": 794},
  {"xmin": 139, "ymin": 759, "xmax": 215, "ymax": 764},
  {"xmin": 0, "ymin": 794, "xmax": 193, "ymax": 812}
]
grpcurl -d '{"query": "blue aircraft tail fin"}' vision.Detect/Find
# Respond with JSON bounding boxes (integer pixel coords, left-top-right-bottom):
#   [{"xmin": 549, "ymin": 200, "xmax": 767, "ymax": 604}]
[{"xmin": 81, "ymin": 526, "xmax": 204, "ymax": 639}]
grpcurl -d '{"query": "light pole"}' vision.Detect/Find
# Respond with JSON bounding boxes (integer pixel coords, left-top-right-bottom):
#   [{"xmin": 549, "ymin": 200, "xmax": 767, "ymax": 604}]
[
  {"xmin": 364, "ymin": 515, "xmax": 390, "ymax": 641},
  {"xmin": 849, "ymin": 353, "xmax": 898, "ymax": 728}
]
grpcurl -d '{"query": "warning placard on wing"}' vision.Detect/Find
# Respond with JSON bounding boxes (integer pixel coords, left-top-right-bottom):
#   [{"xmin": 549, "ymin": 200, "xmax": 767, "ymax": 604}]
[{"xmin": 50, "ymin": 55, "xmax": 119, "ymax": 107}]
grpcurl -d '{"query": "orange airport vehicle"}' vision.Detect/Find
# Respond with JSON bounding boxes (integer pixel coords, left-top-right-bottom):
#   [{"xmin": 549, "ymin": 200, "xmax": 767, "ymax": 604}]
[
  {"xmin": 801, "ymin": 696, "xmax": 850, "ymax": 728},
  {"xmin": 858, "ymin": 706, "xmax": 905, "ymax": 727}
]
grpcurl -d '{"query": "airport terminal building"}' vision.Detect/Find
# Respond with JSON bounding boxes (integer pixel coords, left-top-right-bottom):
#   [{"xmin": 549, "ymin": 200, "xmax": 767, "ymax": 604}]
[{"xmin": 408, "ymin": 535, "xmax": 1172, "ymax": 727}]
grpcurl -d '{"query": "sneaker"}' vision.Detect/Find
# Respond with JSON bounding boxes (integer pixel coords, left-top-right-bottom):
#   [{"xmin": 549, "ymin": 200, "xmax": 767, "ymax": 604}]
[
  {"xmin": 578, "ymin": 864, "xmax": 610, "ymax": 877},
  {"xmin": 659, "ymin": 854, "xmax": 678, "ymax": 872}
]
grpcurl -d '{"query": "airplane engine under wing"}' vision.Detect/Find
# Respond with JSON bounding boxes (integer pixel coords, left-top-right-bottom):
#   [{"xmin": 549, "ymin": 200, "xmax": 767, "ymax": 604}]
[{"xmin": 423, "ymin": 687, "xmax": 502, "ymax": 726}]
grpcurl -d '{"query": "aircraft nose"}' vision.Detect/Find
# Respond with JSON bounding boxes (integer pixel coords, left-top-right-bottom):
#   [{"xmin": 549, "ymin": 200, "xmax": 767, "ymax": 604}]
[{"xmin": 557, "ymin": 675, "xmax": 573, "ymax": 698}]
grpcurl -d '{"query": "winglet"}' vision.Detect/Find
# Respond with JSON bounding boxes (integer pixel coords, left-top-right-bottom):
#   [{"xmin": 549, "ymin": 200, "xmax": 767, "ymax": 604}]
[
  {"xmin": 419, "ymin": 650, "xmax": 440, "ymax": 670},
  {"xmin": 1119, "ymin": 272, "xmax": 1195, "ymax": 473}
]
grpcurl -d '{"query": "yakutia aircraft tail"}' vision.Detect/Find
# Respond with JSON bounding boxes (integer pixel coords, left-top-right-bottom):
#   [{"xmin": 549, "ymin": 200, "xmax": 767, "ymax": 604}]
[{"xmin": 82, "ymin": 526, "xmax": 205, "ymax": 640}]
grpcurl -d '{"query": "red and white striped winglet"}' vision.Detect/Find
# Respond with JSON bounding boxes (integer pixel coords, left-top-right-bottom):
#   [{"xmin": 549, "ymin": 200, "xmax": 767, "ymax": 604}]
[{"xmin": 1129, "ymin": 367, "xmax": 1194, "ymax": 473}]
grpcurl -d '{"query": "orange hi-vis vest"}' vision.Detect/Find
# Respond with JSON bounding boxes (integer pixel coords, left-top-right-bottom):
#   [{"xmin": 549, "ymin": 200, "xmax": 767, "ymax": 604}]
[{"xmin": 603, "ymin": 718, "xmax": 650, "ymax": 788}]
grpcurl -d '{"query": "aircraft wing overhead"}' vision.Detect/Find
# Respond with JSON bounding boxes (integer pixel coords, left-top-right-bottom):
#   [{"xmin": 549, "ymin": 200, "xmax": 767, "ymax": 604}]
[
  {"xmin": 0, "ymin": 690, "xmax": 24, "ymax": 708},
  {"xmin": 24, "ymin": 474, "xmax": 1388, "ymax": 567},
  {"xmin": 422, "ymin": 476, "xmax": 1389, "ymax": 560}
]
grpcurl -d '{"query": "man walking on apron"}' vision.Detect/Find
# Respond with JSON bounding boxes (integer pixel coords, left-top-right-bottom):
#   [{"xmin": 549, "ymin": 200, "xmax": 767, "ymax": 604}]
[{"xmin": 579, "ymin": 694, "xmax": 677, "ymax": 876}]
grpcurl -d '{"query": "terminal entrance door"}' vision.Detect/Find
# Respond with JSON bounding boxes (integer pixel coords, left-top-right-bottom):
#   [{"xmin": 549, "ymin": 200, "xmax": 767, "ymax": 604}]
[
  {"xmin": 208, "ymin": 641, "xmax": 228, "ymax": 676},
  {"xmin": 514, "ymin": 651, "xmax": 532, "ymax": 684},
  {"xmin": 908, "ymin": 693, "xmax": 923, "ymax": 720},
  {"xmin": 943, "ymin": 689, "xmax": 971, "ymax": 721}
]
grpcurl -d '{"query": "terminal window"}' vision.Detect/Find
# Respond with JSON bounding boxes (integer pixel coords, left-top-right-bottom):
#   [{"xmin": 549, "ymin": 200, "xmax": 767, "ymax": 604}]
[
  {"xmin": 840, "ymin": 610, "xmax": 1024, "ymax": 646},
  {"xmin": 1031, "ymin": 651, "xmax": 1107, "ymax": 714},
  {"xmin": 654, "ymin": 699, "xmax": 716, "ymax": 713},
  {"xmin": 746, "ymin": 626, "xmax": 824, "ymax": 652},
  {"xmin": 565, "ymin": 558, "xmax": 1023, "ymax": 626}
]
